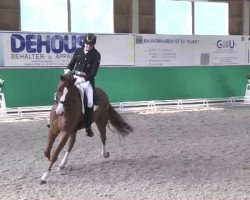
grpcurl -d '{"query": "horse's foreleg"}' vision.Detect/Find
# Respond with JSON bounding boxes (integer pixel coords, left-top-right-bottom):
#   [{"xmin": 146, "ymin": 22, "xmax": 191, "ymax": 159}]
[
  {"xmin": 59, "ymin": 132, "xmax": 77, "ymax": 170},
  {"xmin": 58, "ymin": 151, "xmax": 69, "ymax": 170},
  {"xmin": 44, "ymin": 128, "xmax": 58, "ymax": 160},
  {"xmin": 97, "ymin": 124, "xmax": 109, "ymax": 158},
  {"xmin": 102, "ymin": 143, "xmax": 109, "ymax": 158},
  {"xmin": 50, "ymin": 132, "xmax": 69, "ymax": 166},
  {"xmin": 40, "ymin": 132, "xmax": 69, "ymax": 184}
]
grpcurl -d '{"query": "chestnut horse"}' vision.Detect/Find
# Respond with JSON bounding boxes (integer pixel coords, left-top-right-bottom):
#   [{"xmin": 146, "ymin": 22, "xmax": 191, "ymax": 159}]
[{"xmin": 40, "ymin": 73, "xmax": 133, "ymax": 184}]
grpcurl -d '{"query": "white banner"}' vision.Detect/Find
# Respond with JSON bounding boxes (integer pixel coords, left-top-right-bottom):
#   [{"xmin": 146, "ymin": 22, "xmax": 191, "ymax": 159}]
[
  {"xmin": 0, "ymin": 32, "xmax": 134, "ymax": 67},
  {"xmin": 0, "ymin": 32, "xmax": 248, "ymax": 67},
  {"xmin": 96, "ymin": 34, "xmax": 134, "ymax": 66},
  {"xmin": 135, "ymin": 34, "xmax": 247, "ymax": 66}
]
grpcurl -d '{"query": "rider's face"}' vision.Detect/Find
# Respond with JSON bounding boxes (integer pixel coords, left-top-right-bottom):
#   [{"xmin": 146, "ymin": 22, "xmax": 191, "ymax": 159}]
[{"xmin": 85, "ymin": 43, "xmax": 94, "ymax": 51}]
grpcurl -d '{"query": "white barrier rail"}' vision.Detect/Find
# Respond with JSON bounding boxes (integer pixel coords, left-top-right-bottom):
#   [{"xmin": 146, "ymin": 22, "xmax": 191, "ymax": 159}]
[
  {"xmin": 0, "ymin": 96, "xmax": 248, "ymax": 121},
  {"xmin": 0, "ymin": 105, "xmax": 52, "ymax": 120},
  {"xmin": 111, "ymin": 96, "xmax": 248, "ymax": 113}
]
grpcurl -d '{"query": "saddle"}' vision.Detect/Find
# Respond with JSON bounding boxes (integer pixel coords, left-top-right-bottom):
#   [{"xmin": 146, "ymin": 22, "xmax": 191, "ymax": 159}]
[{"xmin": 93, "ymin": 90, "xmax": 100, "ymax": 106}]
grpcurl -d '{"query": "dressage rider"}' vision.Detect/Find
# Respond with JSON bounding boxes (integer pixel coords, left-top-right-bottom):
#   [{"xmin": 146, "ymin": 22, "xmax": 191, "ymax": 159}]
[{"xmin": 64, "ymin": 33, "xmax": 101, "ymax": 137}]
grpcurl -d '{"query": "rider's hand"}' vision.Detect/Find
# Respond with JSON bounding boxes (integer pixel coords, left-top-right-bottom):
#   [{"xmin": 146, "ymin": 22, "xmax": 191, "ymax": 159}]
[
  {"xmin": 81, "ymin": 81, "xmax": 90, "ymax": 88},
  {"xmin": 64, "ymin": 69, "xmax": 71, "ymax": 74}
]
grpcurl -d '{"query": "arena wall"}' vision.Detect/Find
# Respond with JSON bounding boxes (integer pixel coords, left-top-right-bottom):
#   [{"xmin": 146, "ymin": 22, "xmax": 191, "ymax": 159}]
[{"xmin": 1, "ymin": 65, "xmax": 250, "ymax": 107}]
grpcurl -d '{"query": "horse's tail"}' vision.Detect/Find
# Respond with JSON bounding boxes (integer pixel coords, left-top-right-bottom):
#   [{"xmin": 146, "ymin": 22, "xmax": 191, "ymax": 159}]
[{"xmin": 108, "ymin": 105, "xmax": 133, "ymax": 138}]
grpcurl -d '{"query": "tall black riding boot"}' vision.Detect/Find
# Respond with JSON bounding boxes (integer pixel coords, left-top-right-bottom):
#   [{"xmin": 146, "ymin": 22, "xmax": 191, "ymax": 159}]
[{"xmin": 85, "ymin": 107, "xmax": 94, "ymax": 137}]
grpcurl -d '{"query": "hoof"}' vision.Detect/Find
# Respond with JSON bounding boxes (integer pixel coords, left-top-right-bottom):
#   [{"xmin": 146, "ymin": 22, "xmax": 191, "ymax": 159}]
[
  {"xmin": 103, "ymin": 152, "xmax": 110, "ymax": 158},
  {"xmin": 58, "ymin": 166, "xmax": 65, "ymax": 170},
  {"xmin": 40, "ymin": 180, "xmax": 47, "ymax": 185}
]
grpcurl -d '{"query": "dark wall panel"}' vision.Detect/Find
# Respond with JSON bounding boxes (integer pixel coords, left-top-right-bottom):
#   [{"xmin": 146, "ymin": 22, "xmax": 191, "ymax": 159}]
[
  {"xmin": 229, "ymin": 3, "xmax": 243, "ymax": 35},
  {"xmin": 114, "ymin": 0, "xmax": 132, "ymax": 33},
  {"xmin": 0, "ymin": 0, "xmax": 20, "ymax": 30}
]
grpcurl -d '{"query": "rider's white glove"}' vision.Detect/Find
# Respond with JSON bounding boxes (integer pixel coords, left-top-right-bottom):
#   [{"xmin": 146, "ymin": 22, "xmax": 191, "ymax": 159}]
[
  {"xmin": 79, "ymin": 81, "xmax": 90, "ymax": 88},
  {"xmin": 85, "ymin": 81, "xmax": 90, "ymax": 86},
  {"xmin": 64, "ymin": 69, "xmax": 71, "ymax": 74}
]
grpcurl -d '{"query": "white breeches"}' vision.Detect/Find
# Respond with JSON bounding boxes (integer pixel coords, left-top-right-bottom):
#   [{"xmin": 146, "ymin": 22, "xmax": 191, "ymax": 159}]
[{"xmin": 74, "ymin": 75, "xmax": 93, "ymax": 108}]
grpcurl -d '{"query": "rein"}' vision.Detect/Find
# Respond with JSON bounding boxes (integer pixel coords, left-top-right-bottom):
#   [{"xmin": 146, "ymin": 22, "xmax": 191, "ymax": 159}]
[{"xmin": 53, "ymin": 93, "xmax": 64, "ymax": 105}]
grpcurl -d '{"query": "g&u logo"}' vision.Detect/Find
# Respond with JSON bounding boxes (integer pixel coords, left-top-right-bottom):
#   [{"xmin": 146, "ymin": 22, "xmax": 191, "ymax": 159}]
[{"xmin": 216, "ymin": 40, "xmax": 235, "ymax": 49}]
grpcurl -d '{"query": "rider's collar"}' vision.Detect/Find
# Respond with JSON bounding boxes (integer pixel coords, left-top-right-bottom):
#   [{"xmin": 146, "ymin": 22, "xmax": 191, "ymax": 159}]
[{"xmin": 84, "ymin": 48, "xmax": 89, "ymax": 54}]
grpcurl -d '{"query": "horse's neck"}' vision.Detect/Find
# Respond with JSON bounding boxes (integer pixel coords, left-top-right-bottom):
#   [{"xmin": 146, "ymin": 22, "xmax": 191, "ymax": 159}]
[{"xmin": 64, "ymin": 87, "xmax": 82, "ymax": 110}]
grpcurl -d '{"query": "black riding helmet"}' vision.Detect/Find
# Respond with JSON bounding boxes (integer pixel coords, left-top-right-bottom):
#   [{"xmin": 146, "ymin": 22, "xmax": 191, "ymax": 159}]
[{"xmin": 84, "ymin": 33, "xmax": 97, "ymax": 45}]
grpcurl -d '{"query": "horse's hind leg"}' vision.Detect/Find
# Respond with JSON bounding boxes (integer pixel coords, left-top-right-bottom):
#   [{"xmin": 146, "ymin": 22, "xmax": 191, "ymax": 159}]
[
  {"xmin": 59, "ymin": 132, "xmax": 77, "ymax": 169},
  {"xmin": 96, "ymin": 123, "xmax": 109, "ymax": 158}
]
